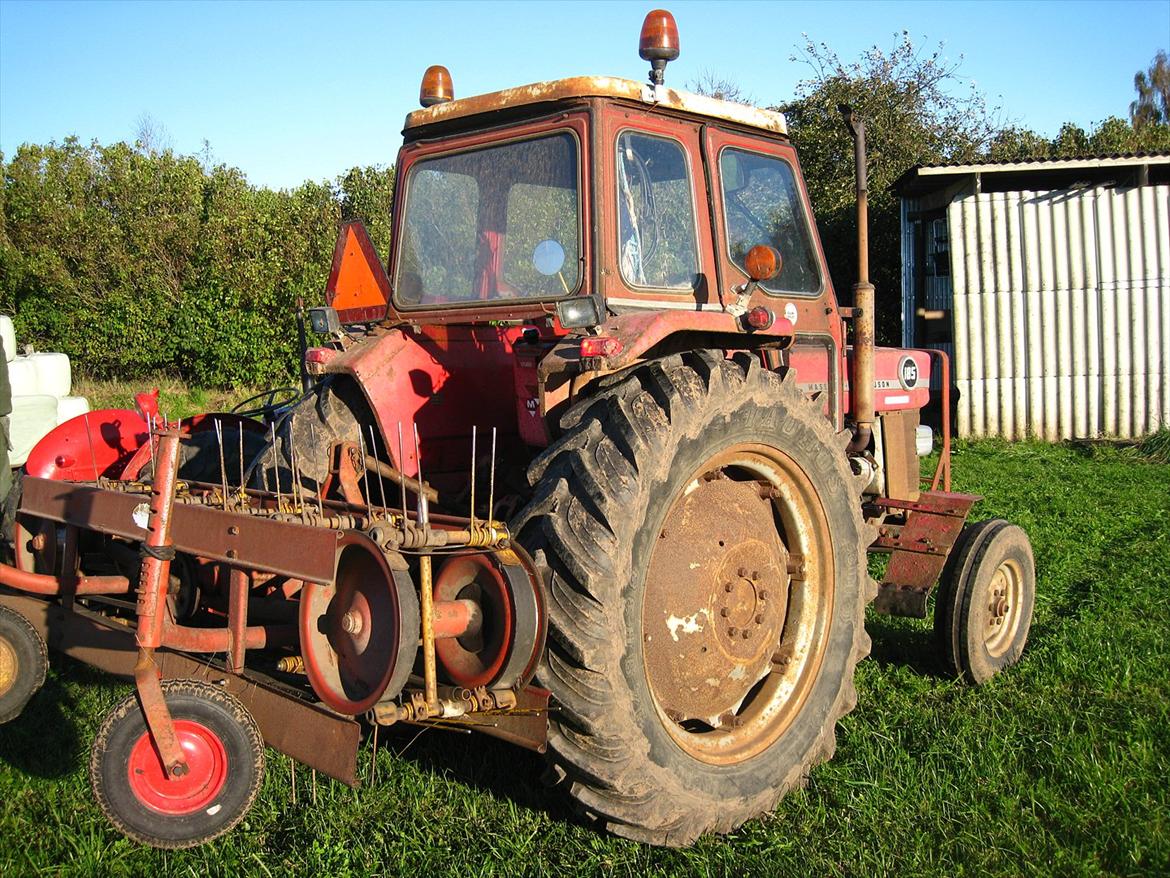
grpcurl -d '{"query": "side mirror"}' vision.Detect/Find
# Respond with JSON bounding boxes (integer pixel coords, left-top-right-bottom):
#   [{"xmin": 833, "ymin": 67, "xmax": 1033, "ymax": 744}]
[{"xmin": 745, "ymin": 245, "xmax": 782, "ymax": 282}]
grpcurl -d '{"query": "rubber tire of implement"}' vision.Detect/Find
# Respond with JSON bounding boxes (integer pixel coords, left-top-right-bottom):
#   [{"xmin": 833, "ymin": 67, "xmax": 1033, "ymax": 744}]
[
  {"xmin": 0, "ymin": 605, "xmax": 48, "ymax": 724},
  {"xmin": 513, "ymin": 351, "xmax": 875, "ymax": 846},
  {"xmin": 933, "ymin": 520, "xmax": 1035, "ymax": 685},
  {"xmin": 90, "ymin": 679, "xmax": 265, "ymax": 849}
]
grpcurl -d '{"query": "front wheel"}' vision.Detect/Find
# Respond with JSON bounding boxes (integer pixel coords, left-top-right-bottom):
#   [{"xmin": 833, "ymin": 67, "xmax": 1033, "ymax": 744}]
[
  {"xmin": 90, "ymin": 679, "xmax": 265, "ymax": 848},
  {"xmin": 515, "ymin": 352, "xmax": 875, "ymax": 845},
  {"xmin": 0, "ymin": 605, "xmax": 48, "ymax": 724}
]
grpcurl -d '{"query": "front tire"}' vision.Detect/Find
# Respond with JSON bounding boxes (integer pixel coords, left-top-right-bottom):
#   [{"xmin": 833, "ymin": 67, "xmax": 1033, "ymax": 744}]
[
  {"xmin": 0, "ymin": 605, "xmax": 48, "ymax": 724},
  {"xmin": 515, "ymin": 352, "xmax": 874, "ymax": 845},
  {"xmin": 90, "ymin": 679, "xmax": 265, "ymax": 848}
]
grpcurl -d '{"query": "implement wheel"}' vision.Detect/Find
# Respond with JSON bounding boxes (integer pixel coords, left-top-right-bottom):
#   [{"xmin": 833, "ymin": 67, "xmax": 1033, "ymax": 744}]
[
  {"xmin": 934, "ymin": 520, "xmax": 1035, "ymax": 684},
  {"xmin": 90, "ymin": 679, "xmax": 264, "ymax": 849},
  {"xmin": 515, "ymin": 352, "xmax": 874, "ymax": 845},
  {"xmin": 0, "ymin": 605, "xmax": 48, "ymax": 724}
]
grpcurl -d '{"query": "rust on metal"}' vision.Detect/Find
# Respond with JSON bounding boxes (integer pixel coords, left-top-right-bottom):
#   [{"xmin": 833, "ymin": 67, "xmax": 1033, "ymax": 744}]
[
  {"xmin": 404, "ymin": 75, "xmax": 788, "ymax": 135},
  {"xmin": 640, "ymin": 445, "xmax": 834, "ymax": 766},
  {"xmin": 872, "ymin": 491, "xmax": 979, "ymax": 617},
  {"xmin": 19, "ymin": 477, "xmax": 340, "ymax": 585}
]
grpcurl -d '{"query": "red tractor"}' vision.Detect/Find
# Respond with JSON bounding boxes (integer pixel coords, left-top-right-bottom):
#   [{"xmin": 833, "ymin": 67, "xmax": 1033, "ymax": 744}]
[{"xmin": 0, "ymin": 10, "xmax": 1035, "ymax": 848}]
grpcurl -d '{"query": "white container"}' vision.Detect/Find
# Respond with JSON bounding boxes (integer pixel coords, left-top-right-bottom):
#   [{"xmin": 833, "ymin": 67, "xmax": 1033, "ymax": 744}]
[
  {"xmin": 7, "ymin": 395, "xmax": 59, "ymax": 467},
  {"xmin": 26, "ymin": 351, "xmax": 72, "ymax": 398},
  {"xmin": 0, "ymin": 316, "xmax": 15, "ymax": 363},
  {"xmin": 6, "ymin": 356, "xmax": 41, "ymax": 397},
  {"xmin": 56, "ymin": 395, "xmax": 91, "ymax": 423}
]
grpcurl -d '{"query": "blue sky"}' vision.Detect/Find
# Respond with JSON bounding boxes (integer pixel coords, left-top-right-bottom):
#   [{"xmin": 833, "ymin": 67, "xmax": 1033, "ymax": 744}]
[{"xmin": 1, "ymin": 0, "xmax": 1166, "ymax": 190}]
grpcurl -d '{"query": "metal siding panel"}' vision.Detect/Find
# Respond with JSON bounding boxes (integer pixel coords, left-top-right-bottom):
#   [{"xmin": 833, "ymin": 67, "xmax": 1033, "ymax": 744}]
[
  {"xmin": 1098, "ymin": 191, "xmax": 1118, "ymax": 435},
  {"xmin": 941, "ymin": 183, "xmax": 1168, "ymax": 441},
  {"xmin": 1022, "ymin": 193, "xmax": 1045, "ymax": 437}
]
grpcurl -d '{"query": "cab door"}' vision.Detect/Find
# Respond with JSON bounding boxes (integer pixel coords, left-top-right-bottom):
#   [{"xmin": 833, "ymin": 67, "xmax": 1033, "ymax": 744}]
[{"xmin": 599, "ymin": 105, "xmax": 718, "ymax": 312}]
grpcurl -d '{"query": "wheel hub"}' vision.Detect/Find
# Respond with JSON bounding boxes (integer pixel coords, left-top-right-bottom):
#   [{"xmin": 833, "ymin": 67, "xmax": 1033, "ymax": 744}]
[
  {"xmin": 643, "ymin": 473, "xmax": 789, "ymax": 728},
  {"xmin": 0, "ymin": 637, "xmax": 17, "ymax": 698},
  {"xmin": 984, "ymin": 560, "xmax": 1023, "ymax": 655},
  {"xmin": 126, "ymin": 720, "xmax": 227, "ymax": 816}
]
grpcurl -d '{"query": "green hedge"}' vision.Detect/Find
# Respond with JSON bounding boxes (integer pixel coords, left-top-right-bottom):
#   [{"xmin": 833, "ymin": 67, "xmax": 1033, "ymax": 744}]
[{"xmin": 0, "ymin": 138, "xmax": 394, "ymax": 387}]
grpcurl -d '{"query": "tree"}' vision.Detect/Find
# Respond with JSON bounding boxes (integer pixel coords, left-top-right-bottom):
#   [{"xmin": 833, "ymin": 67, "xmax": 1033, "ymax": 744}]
[
  {"xmin": 779, "ymin": 33, "xmax": 1002, "ymax": 342},
  {"xmin": 1131, "ymin": 50, "xmax": 1170, "ymax": 127}
]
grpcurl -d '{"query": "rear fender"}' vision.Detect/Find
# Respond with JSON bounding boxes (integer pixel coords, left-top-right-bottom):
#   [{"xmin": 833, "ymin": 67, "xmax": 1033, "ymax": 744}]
[{"xmin": 24, "ymin": 409, "xmax": 148, "ymax": 482}]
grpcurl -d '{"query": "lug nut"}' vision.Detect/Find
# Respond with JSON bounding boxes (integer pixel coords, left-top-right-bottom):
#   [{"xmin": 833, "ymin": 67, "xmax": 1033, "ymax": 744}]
[
  {"xmin": 720, "ymin": 607, "xmax": 731, "ymax": 617},
  {"xmin": 755, "ymin": 614, "xmax": 764, "ymax": 624},
  {"xmin": 737, "ymin": 566, "xmax": 748, "ymax": 577},
  {"xmin": 741, "ymin": 630, "xmax": 751, "ymax": 639},
  {"xmin": 340, "ymin": 611, "xmax": 363, "ymax": 635},
  {"xmin": 724, "ymin": 582, "xmax": 733, "ymax": 593},
  {"xmin": 727, "ymin": 626, "xmax": 738, "ymax": 637}
]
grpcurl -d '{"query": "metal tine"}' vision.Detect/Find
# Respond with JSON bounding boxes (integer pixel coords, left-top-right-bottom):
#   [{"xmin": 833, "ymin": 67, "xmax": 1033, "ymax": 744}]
[
  {"xmin": 214, "ymin": 419, "xmax": 229, "ymax": 511},
  {"xmin": 269, "ymin": 422, "xmax": 283, "ymax": 514},
  {"xmin": 488, "ymin": 426, "xmax": 497, "ymax": 529},
  {"xmin": 413, "ymin": 422, "xmax": 429, "ymax": 526},
  {"xmin": 369, "ymin": 425, "xmax": 389, "ymax": 522},
  {"xmin": 289, "ymin": 427, "xmax": 306, "ymax": 522},
  {"xmin": 82, "ymin": 412, "xmax": 100, "ymax": 484},
  {"xmin": 469, "ymin": 425, "xmax": 477, "ymax": 533},
  {"xmin": 237, "ymin": 424, "xmax": 245, "ymax": 507},
  {"xmin": 357, "ymin": 429, "xmax": 372, "ymax": 517},
  {"xmin": 309, "ymin": 422, "xmax": 324, "ymax": 517},
  {"xmin": 396, "ymin": 422, "xmax": 408, "ymax": 534},
  {"xmin": 147, "ymin": 414, "xmax": 157, "ymax": 476}
]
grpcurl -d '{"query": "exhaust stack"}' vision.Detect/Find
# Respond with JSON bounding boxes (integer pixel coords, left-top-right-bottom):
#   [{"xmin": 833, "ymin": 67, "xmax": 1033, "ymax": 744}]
[{"xmin": 839, "ymin": 105, "xmax": 874, "ymax": 453}]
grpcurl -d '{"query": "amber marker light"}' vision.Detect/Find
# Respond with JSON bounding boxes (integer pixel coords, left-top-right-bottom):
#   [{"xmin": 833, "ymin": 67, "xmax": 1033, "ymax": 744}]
[
  {"xmin": 639, "ymin": 9, "xmax": 679, "ymax": 85},
  {"xmin": 419, "ymin": 65, "xmax": 454, "ymax": 107},
  {"xmin": 745, "ymin": 245, "xmax": 782, "ymax": 282}
]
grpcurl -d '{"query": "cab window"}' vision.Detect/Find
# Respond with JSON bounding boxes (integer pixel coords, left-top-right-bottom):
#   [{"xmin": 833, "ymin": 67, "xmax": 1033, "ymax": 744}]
[
  {"xmin": 719, "ymin": 148, "xmax": 820, "ymax": 295},
  {"xmin": 616, "ymin": 131, "xmax": 698, "ymax": 290}
]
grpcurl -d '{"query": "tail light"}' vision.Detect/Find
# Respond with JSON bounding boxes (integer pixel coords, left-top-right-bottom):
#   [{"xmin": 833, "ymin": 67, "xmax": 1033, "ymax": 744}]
[{"xmin": 579, "ymin": 337, "xmax": 623, "ymax": 358}]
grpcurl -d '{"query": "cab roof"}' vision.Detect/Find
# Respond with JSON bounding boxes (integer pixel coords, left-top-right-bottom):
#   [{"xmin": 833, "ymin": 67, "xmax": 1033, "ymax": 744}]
[{"xmin": 403, "ymin": 75, "xmax": 788, "ymax": 137}]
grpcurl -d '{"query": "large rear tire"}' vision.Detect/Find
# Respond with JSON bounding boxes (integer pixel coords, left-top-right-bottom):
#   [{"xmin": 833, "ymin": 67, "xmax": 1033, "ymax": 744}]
[{"xmin": 514, "ymin": 351, "xmax": 875, "ymax": 845}]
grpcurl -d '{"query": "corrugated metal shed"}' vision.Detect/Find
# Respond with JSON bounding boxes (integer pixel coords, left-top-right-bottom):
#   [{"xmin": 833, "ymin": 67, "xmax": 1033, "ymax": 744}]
[{"xmin": 899, "ymin": 154, "xmax": 1170, "ymax": 440}]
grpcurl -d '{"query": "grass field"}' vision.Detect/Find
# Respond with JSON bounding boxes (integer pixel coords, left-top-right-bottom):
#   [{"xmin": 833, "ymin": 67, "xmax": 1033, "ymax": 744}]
[{"xmin": 2, "ymin": 384, "xmax": 1168, "ymax": 876}]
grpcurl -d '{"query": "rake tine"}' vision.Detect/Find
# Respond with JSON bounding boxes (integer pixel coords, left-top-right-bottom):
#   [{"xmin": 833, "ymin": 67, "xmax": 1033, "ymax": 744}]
[
  {"xmin": 470, "ymin": 425, "xmax": 477, "ymax": 533},
  {"xmin": 370, "ymin": 425, "xmax": 389, "ymax": 521},
  {"xmin": 214, "ymin": 419, "xmax": 229, "ymax": 511}
]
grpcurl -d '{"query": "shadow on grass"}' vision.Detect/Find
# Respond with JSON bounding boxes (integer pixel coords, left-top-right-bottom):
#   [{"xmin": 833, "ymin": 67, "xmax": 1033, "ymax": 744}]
[
  {"xmin": 0, "ymin": 673, "xmax": 85, "ymax": 779},
  {"xmin": 376, "ymin": 721, "xmax": 583, "ymax": 826},
  {"xmin": 864, "ymin": 614, "xmax": 950, "ymax": 680}
]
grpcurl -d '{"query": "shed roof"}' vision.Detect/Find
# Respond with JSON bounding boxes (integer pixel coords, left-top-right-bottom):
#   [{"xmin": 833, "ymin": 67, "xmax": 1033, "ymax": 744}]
[
  {"xmin": 897, "ymin": 152, "xmax": 1170, "ymax": 196},
  {"xmin": 403, "ymin": 75, "xmax": 788, "ymax": 136}
]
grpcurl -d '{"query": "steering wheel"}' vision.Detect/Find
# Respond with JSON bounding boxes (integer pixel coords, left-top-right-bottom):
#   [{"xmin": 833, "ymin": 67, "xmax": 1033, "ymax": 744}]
[{"xmin": 230, "ymin": 387, "xmax": 302, "ymax": 419}]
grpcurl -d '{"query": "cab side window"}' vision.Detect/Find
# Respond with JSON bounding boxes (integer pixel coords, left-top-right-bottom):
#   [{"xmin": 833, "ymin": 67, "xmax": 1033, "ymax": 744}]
[
  {"xmin": 720, "ymin": 148, "xmax": 821, "ymax": 295},
  {"xmin": 616, "ymin": 131, "xmax": 699, "ymax": 291}
]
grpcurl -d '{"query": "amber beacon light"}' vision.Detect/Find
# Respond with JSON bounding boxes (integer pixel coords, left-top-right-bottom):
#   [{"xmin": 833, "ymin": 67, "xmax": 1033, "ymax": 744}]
[
  {"xmin": 419, "ymin": 65, "xmax": 454, "ymax": 107},
  {"xmin": 639, "ymin": 9, "xmax": 679, "ymax": 85}
]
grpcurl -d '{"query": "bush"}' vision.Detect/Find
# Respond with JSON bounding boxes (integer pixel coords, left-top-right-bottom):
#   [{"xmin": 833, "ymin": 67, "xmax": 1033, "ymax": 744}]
[{"xmin": 0, "ymin": 137, "xmax": 394, "ymax": 387}]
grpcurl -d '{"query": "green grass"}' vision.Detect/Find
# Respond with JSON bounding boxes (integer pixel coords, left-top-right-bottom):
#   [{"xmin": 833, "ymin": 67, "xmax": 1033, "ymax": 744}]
[{"xmin": 2, "ymin": 430, "xmax": 1168, "ymax": 877}]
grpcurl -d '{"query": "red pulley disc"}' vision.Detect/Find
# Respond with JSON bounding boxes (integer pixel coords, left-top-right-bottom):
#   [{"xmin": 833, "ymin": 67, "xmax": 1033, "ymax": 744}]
[
  {"xmin": 434, "ymin": 549, "xmax": 545, "ymax": 691},
  {"xmin": 299, "ymin": 532, "xmax": 419, "ymax": 715}
]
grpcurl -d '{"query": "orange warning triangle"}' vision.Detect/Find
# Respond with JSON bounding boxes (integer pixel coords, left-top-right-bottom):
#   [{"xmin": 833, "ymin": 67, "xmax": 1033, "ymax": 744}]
[{"xmin": 324, "ymin": 221, "xmax": 391, "ymax": 322}]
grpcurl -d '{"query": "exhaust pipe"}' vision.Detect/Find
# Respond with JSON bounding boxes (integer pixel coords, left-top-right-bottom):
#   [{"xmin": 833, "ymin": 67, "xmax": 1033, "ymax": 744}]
[{"xmin": 839, "ymin": 105, "xmax": 874, "ymax": 454}]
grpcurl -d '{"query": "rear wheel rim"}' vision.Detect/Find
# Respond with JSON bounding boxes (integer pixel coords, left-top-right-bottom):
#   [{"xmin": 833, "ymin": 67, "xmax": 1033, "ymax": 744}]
[
  {"xmin": 983, "ymin": 558, "xmax": 1024, "ymax": 657},
  {"xmin": 126, "ymin": 720, "xmax": 228, "ymax": 815},
  {"xmin": 641, "ymin": 444, "xmax": 834, "ymax": 765}
]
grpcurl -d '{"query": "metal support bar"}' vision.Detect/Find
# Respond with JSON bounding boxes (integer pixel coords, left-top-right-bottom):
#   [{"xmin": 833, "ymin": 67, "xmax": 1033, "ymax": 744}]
[{"xmin": 872, "ymin": 491, "xmax": 979, "ymax": 618}]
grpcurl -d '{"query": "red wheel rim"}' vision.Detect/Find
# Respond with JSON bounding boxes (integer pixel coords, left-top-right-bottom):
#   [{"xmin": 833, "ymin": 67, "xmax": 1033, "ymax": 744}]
[{"xmin": 126, "ymin": 720, "xmax": 228, "ymax": 815}]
